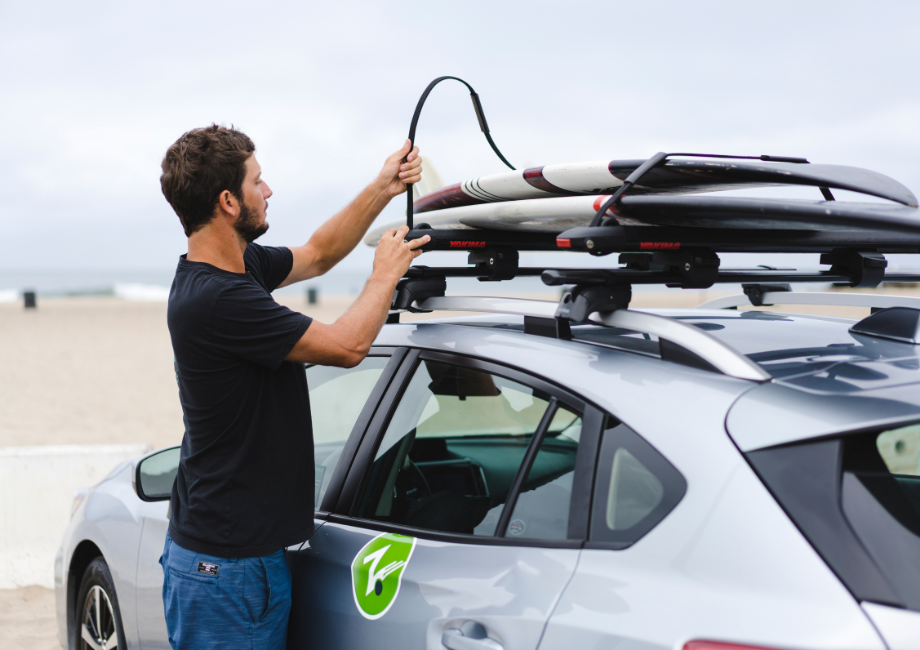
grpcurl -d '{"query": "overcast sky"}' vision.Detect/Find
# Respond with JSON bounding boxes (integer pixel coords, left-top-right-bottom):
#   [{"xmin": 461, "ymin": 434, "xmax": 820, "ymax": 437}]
[{"xmin": 3, "ymin": 0, "xmax": 919, "ymax": 276}]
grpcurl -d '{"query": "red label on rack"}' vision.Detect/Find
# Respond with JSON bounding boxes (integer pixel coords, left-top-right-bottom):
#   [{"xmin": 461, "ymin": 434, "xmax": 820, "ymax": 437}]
[
  {"xmin": 449, "ymin": 241, "xmax": 486, "ymax": 248},
  {"xmin": 556, "ymin": 239, "xmax": 572, "ymax": 248},
  {"xmin": 640, "ymin": 242, "xmax": 680, "ymax": 250}
]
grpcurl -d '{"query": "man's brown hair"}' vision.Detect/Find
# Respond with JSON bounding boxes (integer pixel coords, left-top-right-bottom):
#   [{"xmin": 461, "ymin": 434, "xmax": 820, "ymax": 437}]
[{"xmin": 160, "ymin": 125, "xmax": 255, "ymax": 236}]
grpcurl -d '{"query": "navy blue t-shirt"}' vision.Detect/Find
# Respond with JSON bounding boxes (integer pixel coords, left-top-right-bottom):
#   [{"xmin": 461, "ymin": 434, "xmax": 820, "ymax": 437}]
[{"xmin": 167, "ymin": 243, "xmax": 313, "ymax": 557}]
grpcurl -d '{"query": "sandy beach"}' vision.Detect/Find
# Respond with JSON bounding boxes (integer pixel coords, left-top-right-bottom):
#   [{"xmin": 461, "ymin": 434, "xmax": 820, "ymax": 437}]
[
  {"xmin": 0, "ymin": 288, "xmax": 742, "ymax": 450},
  {"xmin": 0, "ymin": 284, "xmax": 910, "ymax": 451},
  {"xmin": 3, "ymin": 284, "xmax": 920, "ymax": 646}
]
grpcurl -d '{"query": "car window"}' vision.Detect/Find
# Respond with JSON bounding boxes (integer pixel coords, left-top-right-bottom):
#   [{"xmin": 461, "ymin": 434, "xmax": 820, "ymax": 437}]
[
  {"xmin": 307, "ymin": 356, "xmax": 390, "ymax": 509},
  {"xmin": 840, "ymin": 423, "xmax": 920, "ymax": 608},
  {"xmin": 748, "ymin": 422, "xmax": 920, "ymax": 612},
  {"xmin": 590, "ymin": 418, "xmax": 687, "ymax": 547},
  {"xmin": 503, "ymin": 409, "xmax": 582, "ymax": 540},
  {"xmin": 355, "ymin": 359, "xmax": 572, "ymax": 536}
]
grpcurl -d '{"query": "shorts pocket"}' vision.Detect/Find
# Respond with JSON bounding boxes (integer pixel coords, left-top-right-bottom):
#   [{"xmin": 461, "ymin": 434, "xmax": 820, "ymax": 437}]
[{"xmin": 243, "ymin": 557, "xmax": 271, "ymax": 623}]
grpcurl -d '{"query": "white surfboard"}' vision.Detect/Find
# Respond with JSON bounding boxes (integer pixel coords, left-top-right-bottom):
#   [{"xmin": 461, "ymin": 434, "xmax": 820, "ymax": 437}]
[
  {"xmin": 411, "ymin": 158, "xmax": 918, "ymax": 214},
  {"xmin": 364, "ymin": 195, "xmax": 629, "ymax": 246}
]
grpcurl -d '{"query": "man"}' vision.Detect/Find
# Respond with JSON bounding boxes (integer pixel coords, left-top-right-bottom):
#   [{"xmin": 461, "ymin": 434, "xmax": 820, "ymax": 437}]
[{"xmin": 158, "ymin": 124, "xmax": 429, "ymax": 649}]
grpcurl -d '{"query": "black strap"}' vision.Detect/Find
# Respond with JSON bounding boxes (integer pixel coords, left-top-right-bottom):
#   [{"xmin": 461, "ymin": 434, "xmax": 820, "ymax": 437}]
[{"xmin": 405, "ymin": 77, "xmax": 515, "ymax": 228}]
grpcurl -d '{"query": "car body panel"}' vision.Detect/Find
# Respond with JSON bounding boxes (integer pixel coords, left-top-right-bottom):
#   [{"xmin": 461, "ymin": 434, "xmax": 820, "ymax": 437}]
[
  {"xmin": 861, "ymin": 602, "xmax": 920, "ymax": 650},
  {"xmin": 56, "ymin": 307, "xmax": 920, "ymax": 650},
  {"xmin": 55, "ymin": 462, "xmax": 150, "ymax": 649},
  {"xmin": 727, "ymin": 381, "xmax": 920, "ymax": 451},
  {"xmin": 135, "ymin": 504, "xmax": 170, "ymax": 649},
  {"xmin": 288, "ymin": 520, "xmax": 578, "ymax": 650},
  {"xmin": 542, "ymin": 455, "xmax": 886, "ymax": 650}
]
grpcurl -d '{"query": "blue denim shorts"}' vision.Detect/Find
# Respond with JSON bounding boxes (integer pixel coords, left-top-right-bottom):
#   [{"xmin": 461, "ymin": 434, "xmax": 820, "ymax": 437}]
[{"xmin": 160, "ymin": 533, "xmax": 292, "ymax": 650}]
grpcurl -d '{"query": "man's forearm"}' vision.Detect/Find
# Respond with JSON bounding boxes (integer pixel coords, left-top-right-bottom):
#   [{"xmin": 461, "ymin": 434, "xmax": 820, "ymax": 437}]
[
  {"xmin": 285, "ymin": 270, "xmax": 397, "ymax": 367},
  {"xmin": 333, "ymin": 271, "xmax": 396, "ymax": 353},
  {"xmin": 305, "ymin": 182, "xmax": 391, "ymax": 276}
]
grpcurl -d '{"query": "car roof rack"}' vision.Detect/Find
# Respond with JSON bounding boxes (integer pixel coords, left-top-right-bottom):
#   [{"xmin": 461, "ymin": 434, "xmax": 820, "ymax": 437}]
[
  {"xmin": 383, "ymin": 151, "xmax": 920, "ymax": 382},
  {"xmin": 392, "ymin": 295, "xmax": 771, "ymax": 382}
]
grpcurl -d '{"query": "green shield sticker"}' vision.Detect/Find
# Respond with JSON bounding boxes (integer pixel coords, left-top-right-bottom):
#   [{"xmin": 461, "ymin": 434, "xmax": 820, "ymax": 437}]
[{"xmin": 351, "ymin": 532, "xmax": 417, "ymax": 620}]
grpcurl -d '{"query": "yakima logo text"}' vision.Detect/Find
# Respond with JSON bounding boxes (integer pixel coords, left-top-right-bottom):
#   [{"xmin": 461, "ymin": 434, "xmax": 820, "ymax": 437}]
[
  {"xmin": 449, "ymin": 241, "xmax": 486, "ymax": 248},
  {"xmin": 639, "ymin": 242, "xmax": 680, "ymax": 250}
]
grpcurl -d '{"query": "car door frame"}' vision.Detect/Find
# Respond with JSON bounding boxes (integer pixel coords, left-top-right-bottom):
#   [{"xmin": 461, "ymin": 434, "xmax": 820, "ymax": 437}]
[
  {"xmin": 327, "ymin": 347, "xmax": 607, "ymax": 548},
  {"xmin": 316, "ymin": 346, "xmax": 407, "ymax": 516}
]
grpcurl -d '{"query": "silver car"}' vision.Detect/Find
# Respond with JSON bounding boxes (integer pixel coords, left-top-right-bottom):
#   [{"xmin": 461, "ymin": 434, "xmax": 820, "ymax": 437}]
[{"xmin": 56, "ymin": 292, "xmax": 920, "ymax": 650}]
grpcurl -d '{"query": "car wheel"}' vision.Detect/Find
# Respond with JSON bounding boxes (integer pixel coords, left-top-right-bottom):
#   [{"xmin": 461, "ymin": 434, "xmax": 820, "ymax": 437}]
[{"xmin": 75, "ymin": 557, "xmax": 127, "ymax": 650}]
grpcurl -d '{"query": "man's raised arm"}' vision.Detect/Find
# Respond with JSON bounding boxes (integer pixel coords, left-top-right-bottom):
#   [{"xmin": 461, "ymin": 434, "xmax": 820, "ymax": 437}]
[
  {"xmin": 278, "ymin": 140, "xmax": 423, "ymax": 288},
  {"xmin": 284, "ymin": 225, "xmax": 430, "ymax": 367}
]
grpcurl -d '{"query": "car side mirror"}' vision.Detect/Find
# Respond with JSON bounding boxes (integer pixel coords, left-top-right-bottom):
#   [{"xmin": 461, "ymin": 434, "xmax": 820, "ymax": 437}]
[{"xmin": 134, "ymin": 446, "xmax": 180, "ymax": 502}]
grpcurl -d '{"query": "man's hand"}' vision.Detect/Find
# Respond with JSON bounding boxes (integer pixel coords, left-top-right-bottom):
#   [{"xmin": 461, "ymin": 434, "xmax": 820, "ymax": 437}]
[
  {"xmin": 376, "ymin": 140, "xmax": 424, "ymax": 199},
  {"xmin": 372, "ymin": 225, "xmax": 431, "ymax": 283}
]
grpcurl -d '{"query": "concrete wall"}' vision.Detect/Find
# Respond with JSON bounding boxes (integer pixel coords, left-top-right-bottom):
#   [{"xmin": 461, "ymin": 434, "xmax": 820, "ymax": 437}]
[{"xmin": 0, "ymin": 444, "xmax": 151, "ymax": 588}]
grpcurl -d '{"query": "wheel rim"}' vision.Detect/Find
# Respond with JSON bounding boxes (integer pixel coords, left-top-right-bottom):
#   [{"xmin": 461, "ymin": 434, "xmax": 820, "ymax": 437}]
[{"xmin": 80, "ymin": 584, "xmax": 119, "ymax": 650}]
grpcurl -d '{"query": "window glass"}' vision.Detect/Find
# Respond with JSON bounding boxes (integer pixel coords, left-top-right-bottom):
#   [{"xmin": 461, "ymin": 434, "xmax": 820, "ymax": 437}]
[
  {"xmin": 504, "ymin": 409, "xmax": 582, "ymax": 540},
  {"xmin": 840, "ymin": 423, "xmax": 920, "ymax": 606},
  {"xmin": 590, "ymin": 419, "xmax": 686, "ymax": 546},
  {"xmin": 877, "ymin": 424, "xmax": 920, "ymax": 476},
  {"xmin": 606, "ymin": 448, "xmax": 664, "ymax": 530},
  {"xmin": 356, "ymin": 360, "xmax": 564, "ymax": 536},
  {"xmin": 748, "ymin": 423, "xmax": 920, "ymax": 613},
  {"xmin": 307, "ymin": 357, "xmax": 389, "ymax": 509}
]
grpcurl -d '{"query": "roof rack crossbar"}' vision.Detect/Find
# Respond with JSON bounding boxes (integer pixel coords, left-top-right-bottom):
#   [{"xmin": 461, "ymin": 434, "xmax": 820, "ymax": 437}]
[
  {"xmin": 698, "ymin": 291, "xmax": 920, "ymax": 311},
  {"xmin": 398, "ymin": 263, "xmax": 920, "ymax": 291},
  {"xmin": 415, "ymin": 295, "xmax": 557, "ymax": 318},
  {"xmin": 402, "ymin": 295, "xmax": 769, "ymax": 382}
]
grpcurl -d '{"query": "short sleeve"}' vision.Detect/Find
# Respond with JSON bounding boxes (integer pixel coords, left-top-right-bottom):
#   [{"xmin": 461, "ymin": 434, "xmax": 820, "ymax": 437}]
[
  {"xmin": 244, "ymin": 243, "xmax": 294, "ymax": 292},
  {"xmin": 209, "ymin": 281, "xmax": 311, "ymax": 369}
]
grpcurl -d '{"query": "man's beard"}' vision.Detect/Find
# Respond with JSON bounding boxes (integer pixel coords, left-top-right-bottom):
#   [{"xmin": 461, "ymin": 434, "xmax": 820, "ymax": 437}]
[{"xmin": 235, "ymin": 201, "xmax": 269, "ymax": 244}]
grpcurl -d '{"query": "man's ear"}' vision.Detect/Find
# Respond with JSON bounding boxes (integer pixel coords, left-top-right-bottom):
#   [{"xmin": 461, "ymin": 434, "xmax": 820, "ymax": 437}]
[{"xmin": 217, "ymin": 189, "xmax": 239, "ymax": 219}]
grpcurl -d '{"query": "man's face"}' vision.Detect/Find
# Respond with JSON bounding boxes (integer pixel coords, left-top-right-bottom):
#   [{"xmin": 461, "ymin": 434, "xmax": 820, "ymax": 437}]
[{"xmin": 234, "ymin": 155, "xmax": 272, "ymax": 244}]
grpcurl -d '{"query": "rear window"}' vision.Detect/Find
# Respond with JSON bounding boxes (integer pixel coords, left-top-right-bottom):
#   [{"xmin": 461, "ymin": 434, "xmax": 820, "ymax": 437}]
[
  {"xmin": 747, "ymin": 424, "xmax": 920, "ymax": 612},
  {"xmin": 841, "ymin": 424, "xmax": 920, "ymax": 606}
]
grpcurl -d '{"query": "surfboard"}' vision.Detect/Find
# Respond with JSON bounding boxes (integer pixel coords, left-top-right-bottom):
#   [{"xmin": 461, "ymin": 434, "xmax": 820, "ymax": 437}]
[
  {"xmin": 412, "ymin": 159, "xmax": 918, "ymax": 214},
  {"xmin": 365, "ymin": 194, "xmax": 920, "ymax": 247}
]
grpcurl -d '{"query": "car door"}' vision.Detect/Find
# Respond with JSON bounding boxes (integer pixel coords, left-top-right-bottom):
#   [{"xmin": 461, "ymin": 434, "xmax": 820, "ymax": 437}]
[
  {"xmin": 133, "ymin": 348, "xmax": 400, "ymax": 649},
  {"xmin": 287, "ymin": 349, "xmax": 605, "ymax": 650},
  {"xmin": 537, "ymin": 418, "xmax": 690, "ymax": 650}
]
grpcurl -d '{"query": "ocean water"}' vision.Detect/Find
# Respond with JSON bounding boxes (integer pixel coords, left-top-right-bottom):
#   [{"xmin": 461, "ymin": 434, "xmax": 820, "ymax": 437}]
[
  {"xmin": 9, "ymin": 249, "xmax": 914, "ymax": 303},
  {"xmin": 0, "ymin": 267, "xmax": 564, "ymax": 303}
]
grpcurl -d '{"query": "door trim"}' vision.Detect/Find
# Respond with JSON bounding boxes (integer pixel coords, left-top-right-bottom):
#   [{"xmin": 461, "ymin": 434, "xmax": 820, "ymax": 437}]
[
  {"xmin": 334, "ymin": 349, "xmax": 421, "ymax": 513},
  {"xmin": 317, "ymin": 347, "xmax": 407, "ymax": 513}
]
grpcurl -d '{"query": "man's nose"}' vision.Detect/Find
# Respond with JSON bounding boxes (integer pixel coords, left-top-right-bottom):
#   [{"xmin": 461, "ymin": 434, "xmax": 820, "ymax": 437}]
[{"xmin": 263, "ymin": 182, "xmax": 273, "ymax": 199}]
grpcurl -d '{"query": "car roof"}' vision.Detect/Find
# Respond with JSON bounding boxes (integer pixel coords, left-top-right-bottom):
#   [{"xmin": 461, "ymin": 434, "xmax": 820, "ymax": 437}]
[{"xmin": 376, "ymin": 308, "xmax": 920, "ymax": 451}]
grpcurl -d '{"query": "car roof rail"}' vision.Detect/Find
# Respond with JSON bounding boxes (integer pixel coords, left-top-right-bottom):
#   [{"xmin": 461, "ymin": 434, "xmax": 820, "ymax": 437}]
[
  {"xmin": 698, "ymin": 287, "xmax": 920, "ymax": 312},
  {"xmin": 392, "ymin": 294, "xmax": 770, "ymax": 382}
]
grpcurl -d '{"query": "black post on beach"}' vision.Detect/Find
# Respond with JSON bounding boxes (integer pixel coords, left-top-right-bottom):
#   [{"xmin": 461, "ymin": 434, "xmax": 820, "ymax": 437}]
[
  {"xmin": 23, "ymin": 289, "xmax": 36, "ymax": 309},
  {"xmin": 307, "ymin": 287, "xmax": 318, "ymax": 305}
]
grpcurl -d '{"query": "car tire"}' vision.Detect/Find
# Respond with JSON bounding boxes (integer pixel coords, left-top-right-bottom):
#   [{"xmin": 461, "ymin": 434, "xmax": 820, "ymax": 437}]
[{"xmin": 75, "ymin": 557, "xmax": 127, "ymax": 650}]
